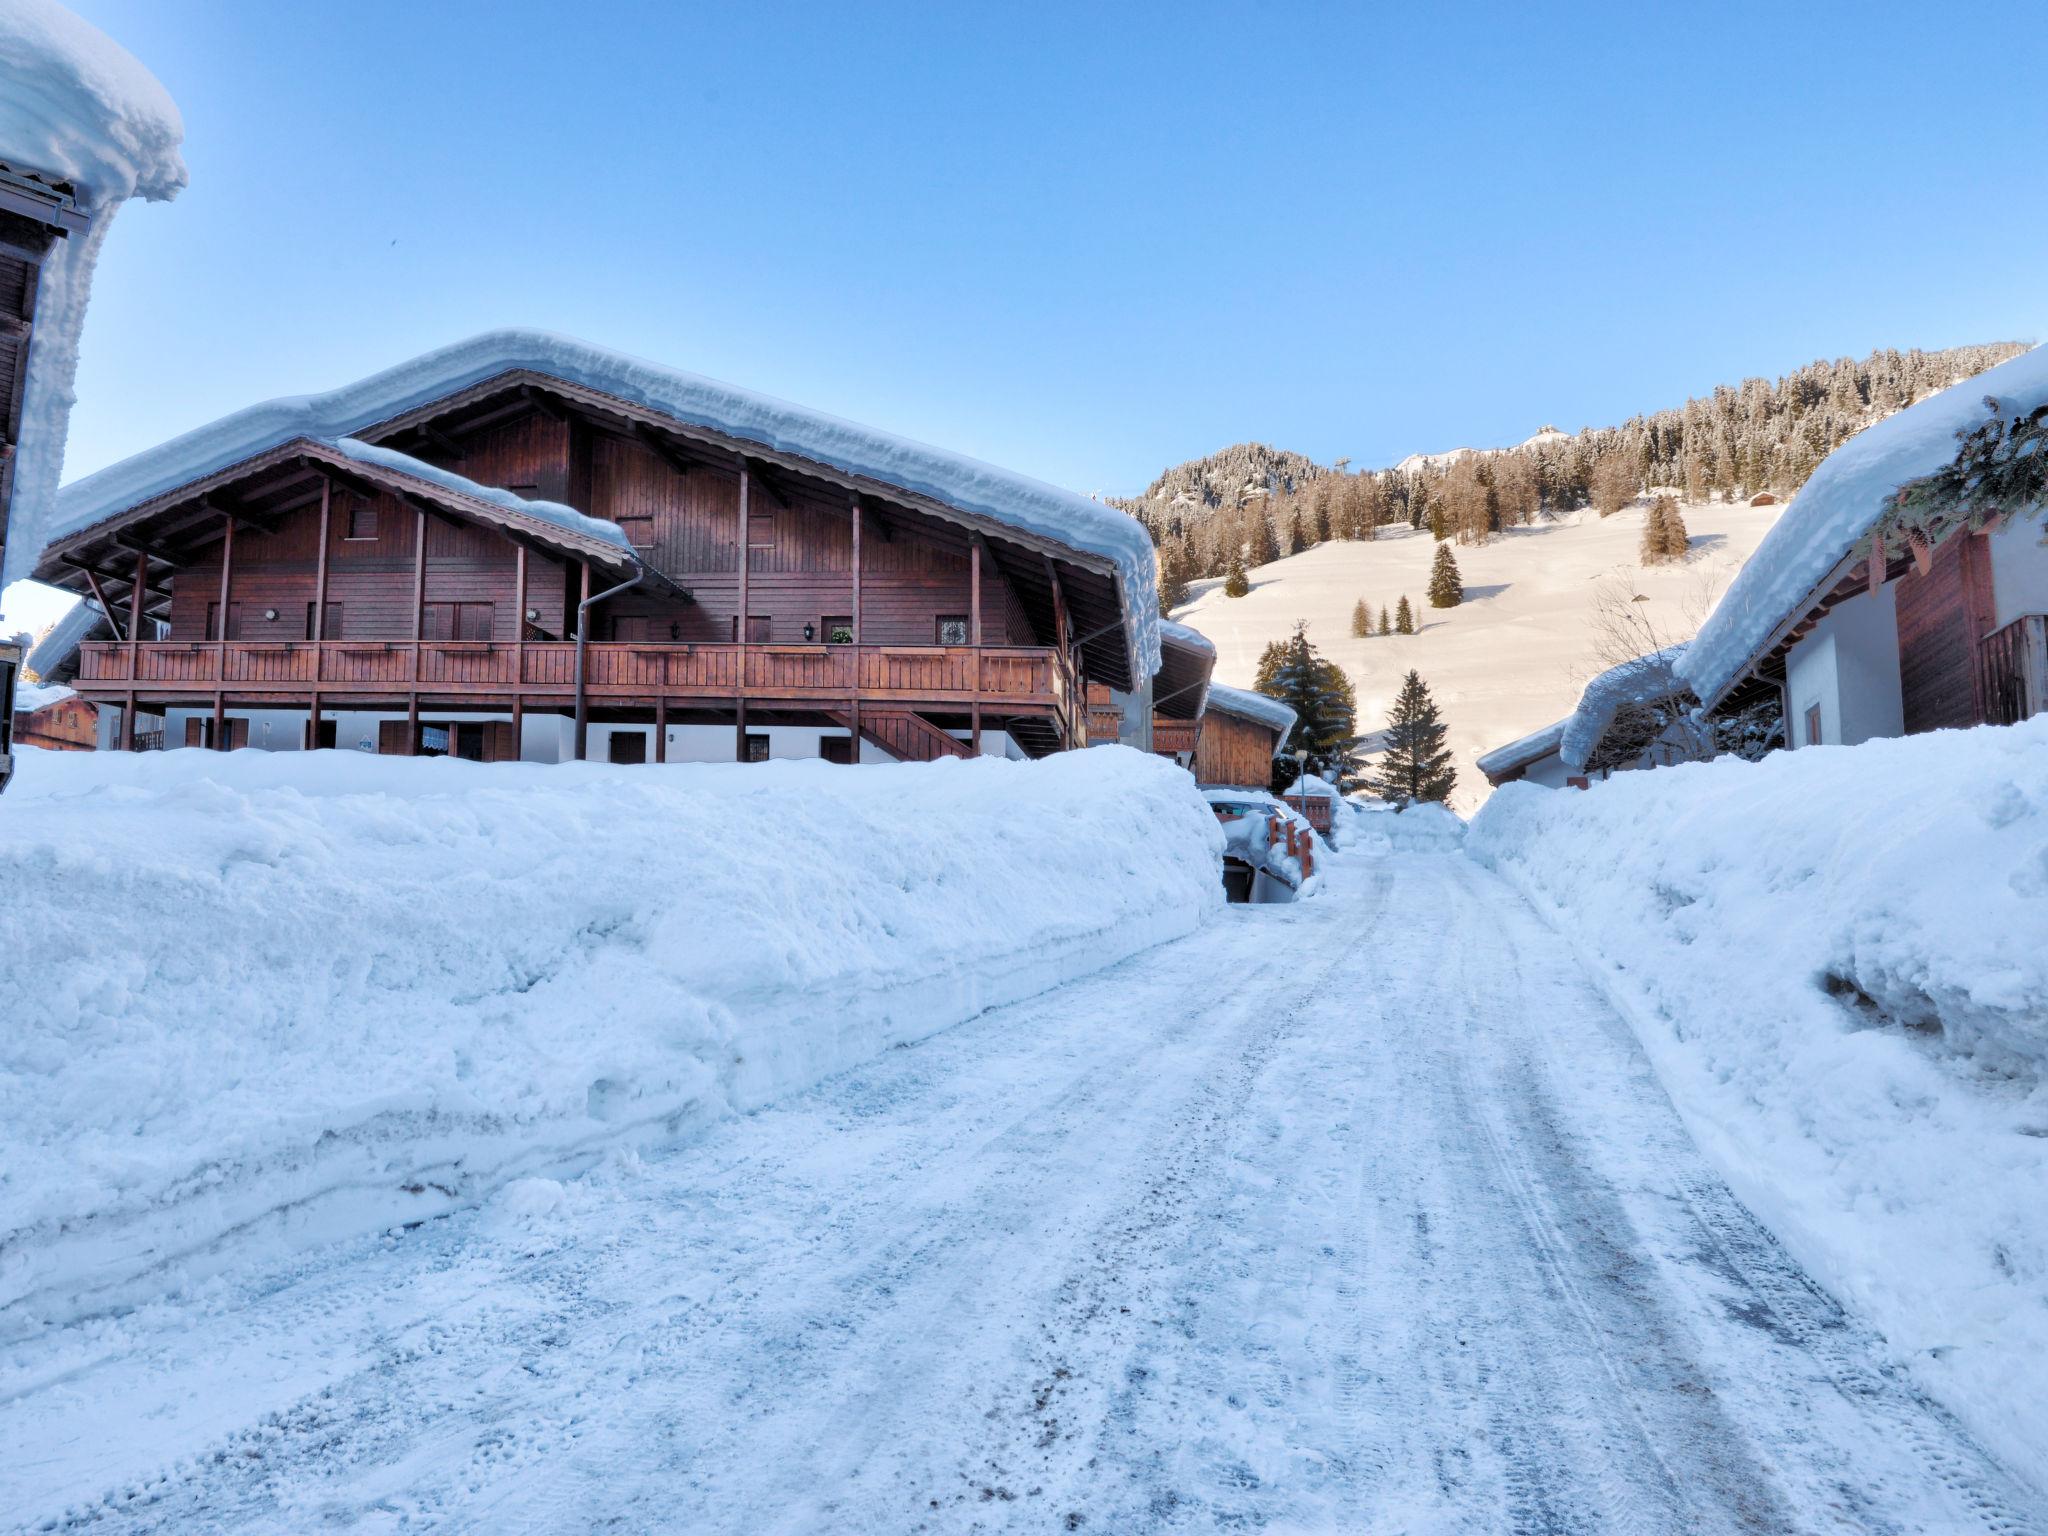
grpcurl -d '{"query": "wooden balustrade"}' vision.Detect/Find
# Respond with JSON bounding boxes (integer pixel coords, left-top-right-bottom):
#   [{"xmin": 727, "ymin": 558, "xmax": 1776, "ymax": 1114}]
[{"xmin": 74, "ymin": 639, "xmax": 1070, "ymax": 711}]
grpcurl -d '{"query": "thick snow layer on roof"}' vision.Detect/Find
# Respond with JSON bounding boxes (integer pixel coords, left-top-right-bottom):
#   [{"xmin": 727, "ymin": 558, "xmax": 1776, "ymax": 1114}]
[
  {"xmin": 1203, "ymin": 681, "xmax": 1296, "ymax": 746},
  {"xmin": 13, "ymin": 679, "xmax": 75, "ymax": 713},
  {"xmin": 23, "ymin": 593, "xmax": 104, "ymax": 679},
  {"xmin": 0, "ymin": 0, "xmax": 185, "ymax": 205},
  {"xmin": 331, "ymin": 438, "xmax": 631, "ymax": 552},
  {"xmin": 0, "ymin": 0, "xmax": 185, "ymax": 593},
  {"xmin": 1158, "ymin": 618, "xmax": 1217, "ymax": 655},
  {"xmin": 1475, "ymin": 718, "xmax": 1565, "ymax": 780},
  {"xmin": 0, "ymin": 746, "xmax": 1222, "ymax": 1319},
  {"xmin": 1559, "ymin": 646, "xmax": 1686, "ymax": 773},
  {"xmin": 1679, "ymin": 344, "xmax": 2048, "ymax": 704},
  {"xmin": 1469, "ymin": 716, "xmax": 2048, "ymax": 1487},
  {"xmin": 47, "ymin": 330, "xmax": 1163, "ymax": 673}
]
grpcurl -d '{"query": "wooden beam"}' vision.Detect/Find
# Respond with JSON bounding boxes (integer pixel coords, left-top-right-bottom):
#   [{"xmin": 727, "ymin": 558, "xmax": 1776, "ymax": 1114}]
[
  {"xmin": 416, "ymin": 424, "xmax": 468, "ymax": 462},
  {"xmin": 411, "ymin": 506, "xmax": 427, "ymax": 691},
  {"xmin": 520, "ymin": 385, "xmax": 570, "ymax": 425},
  {"xmin": 737, "ymin": 465, "xmax": 750, "ymax": 716},
  {"xmin": 655, "ymin": 694, "xmax": 667, "ymax": 763},
  {"xmin": 747, "ymin": 458, "xmax": 793, "ymax": 509},
  {"xmin": 128, "ymin": 548, "xmax": 147, "ymax": 657},
  {"xmin": 312, "ymin": 479, "xmax": 332, "ymax": 647},
  {"xmin": 634, "ymin": 423, "xmax": 695, "ymax": 476},
  {"xmin": 81, "ymin": 566, "xmax": 123, "ymax": 643},
  {"xmin": 215, "ymin": 512, "xmax": 235, "ymax": 674},
  {"xmin": 850, "ymin": 494, "xmax": 862, "ymax": 645}
]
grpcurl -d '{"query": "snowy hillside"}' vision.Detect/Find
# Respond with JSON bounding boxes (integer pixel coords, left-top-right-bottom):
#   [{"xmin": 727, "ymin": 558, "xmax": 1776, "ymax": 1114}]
[{"xmin": 1174, "ymin": 498, "xmax": 1785, "ymax": 808}]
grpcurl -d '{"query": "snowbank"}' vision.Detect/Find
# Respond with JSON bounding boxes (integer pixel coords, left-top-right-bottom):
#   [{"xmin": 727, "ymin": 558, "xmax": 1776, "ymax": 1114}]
[
  {"xmin": 44, "ymin": 330, "xmax": 1163, "ymax": 675},
  {"xmin": 1354, "ymin": 799, "xmax": 1466, "ymax": 854},
  {"xmin": 1680, "ymin": 344, "xmax": 2048, "ymax": 705},
  {"xmin": 1468, "ymin": 721, "xmax": 2048, "ymax": 1486},
  {"xmin": 0, "ymin": 0, "xmax": 185, "ymax": 590},
  {"xmin": 0, "ymin": 746, "xmax": 1223, "ymax": 1328}
]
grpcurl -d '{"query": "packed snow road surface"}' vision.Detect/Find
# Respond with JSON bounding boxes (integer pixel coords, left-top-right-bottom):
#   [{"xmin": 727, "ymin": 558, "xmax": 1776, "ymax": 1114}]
[{"xmin": 5, "ymin": 854, "xmax": 2039, "ymax": 1533}]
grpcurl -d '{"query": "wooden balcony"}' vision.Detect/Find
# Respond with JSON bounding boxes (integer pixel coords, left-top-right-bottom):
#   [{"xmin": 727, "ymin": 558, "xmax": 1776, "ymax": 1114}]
[{"xmin": 75, "ymin": 639, "xmax": 1073, "ymax": 716}]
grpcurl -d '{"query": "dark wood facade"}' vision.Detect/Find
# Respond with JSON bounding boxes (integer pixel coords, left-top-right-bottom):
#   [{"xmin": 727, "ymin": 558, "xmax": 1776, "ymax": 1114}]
[
  {"xmin": 1894, "ymin": 529, "xmax": 1996, "ymax": 734},
  {"xmin": 36, "ymin": 371, "xmax": 1121, "ymax": 761},
  {"xmin": 1194, "ymin": 709, "xmax": 1284, "ymax": 789}
]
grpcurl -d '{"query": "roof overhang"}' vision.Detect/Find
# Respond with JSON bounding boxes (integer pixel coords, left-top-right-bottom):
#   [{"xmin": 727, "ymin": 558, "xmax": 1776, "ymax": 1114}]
[{"xmin": 1152, "ymin": 623, "xmax": 1216, "ymax": 720}]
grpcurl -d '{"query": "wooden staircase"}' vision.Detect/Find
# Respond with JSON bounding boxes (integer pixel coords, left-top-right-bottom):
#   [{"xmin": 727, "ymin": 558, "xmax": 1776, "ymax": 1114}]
[{"xmin": 831, "ymin": 710, "xmax": 972, "ymax": 763}]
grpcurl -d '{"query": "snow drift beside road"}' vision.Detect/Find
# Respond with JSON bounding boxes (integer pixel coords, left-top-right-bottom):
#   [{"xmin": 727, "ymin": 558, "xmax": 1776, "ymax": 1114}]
[
  {"xmin": 0, "ymin": 746, "xmax": 1224, "ymax": 1328},
  {"xmin": 1468, "ymin": 721, "xmax": 2048, "ymax": 1488}
]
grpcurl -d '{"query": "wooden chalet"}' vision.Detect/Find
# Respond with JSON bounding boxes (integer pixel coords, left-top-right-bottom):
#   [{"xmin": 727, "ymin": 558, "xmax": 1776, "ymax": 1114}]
[
  {"xmin": 1193, "ymin": 683, "xmax": 1296, "ymax": 790},
  {"xmin": 11, "ymin": 686, "xmax": 97, "ymax": 751},
  {"xmin": 1684, "ymin": 349, "xmax": 2048, "ymax": 750},
  {"xmin": 1083, "ymin": 619, "xmax": 1215, "ymax": 764},
  {"xmin": 30, "ymin": 335, "xmax": 1162, "ymax": 765}
]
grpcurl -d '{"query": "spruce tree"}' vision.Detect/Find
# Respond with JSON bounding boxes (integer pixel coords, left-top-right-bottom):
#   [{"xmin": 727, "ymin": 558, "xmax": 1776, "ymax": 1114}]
[
  {"xmin": 1427, "ymin": 542, "xmax": 1463, "ymax": 608},
  {"xmin": 1371, "ymin": 670, "xmax": 1457, "ymax": 808},
  {"xmin": 1378, "ymin": 605, "xmax": 1391, "ymax": 636},
  {"xmin": 1661, "ymin": 497, "xmax": 1690, "ymax": 559},
  {"xmin": 1223, "ymin": 552, "xmax": 1250, "ymax": 598},
  {"xmin": 1252, "ymin": 515, "xmax": 1281, "ymax": 567},
  {"xmin": 1157, "ymin": 545, "xmax": 1191, "ymax": 615},
  {"xmin": 1257, "ymin": 622, "xmax": 1362, "ymax": 791},
  {"xmin": 1350, "ymin": 598, "xmax": 1371, "ymax": 638},
  {"xmin": 1394, "ymin": 595, "xmax": 1415, "ymax": 634}
]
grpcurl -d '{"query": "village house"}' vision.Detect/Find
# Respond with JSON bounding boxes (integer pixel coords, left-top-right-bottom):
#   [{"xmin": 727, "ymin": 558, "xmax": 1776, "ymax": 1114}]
[
  {"xmin": 1084, "ymin": 618, "xmax": 1215, "ymax": 765},
  {"xmin": 26, "ymin": 332, "xmax": 1165, "ymax": 765},
  {"xmin": 1680, "ymin": 345, "xmax": 2048, "ymax": 749},
  {"xmin": 1477, "ymin": 646, "xmax": 1697, "ymax": 791}
]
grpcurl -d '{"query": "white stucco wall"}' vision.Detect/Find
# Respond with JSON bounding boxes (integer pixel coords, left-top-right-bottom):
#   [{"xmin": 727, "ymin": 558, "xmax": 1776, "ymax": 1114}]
[
  {"xmin": 1988, "ymin": 516, "xmax": 2048, "ymax": 630},
  {"xmin": 1784, "ymin": 582, "xmax": 1903, "ymax": 748}
]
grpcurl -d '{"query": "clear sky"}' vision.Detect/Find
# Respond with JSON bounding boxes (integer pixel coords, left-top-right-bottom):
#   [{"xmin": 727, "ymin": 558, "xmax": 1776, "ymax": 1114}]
[{"xmin": 35, "ymin": 1, "xmax": 2048, "ymax": 502}]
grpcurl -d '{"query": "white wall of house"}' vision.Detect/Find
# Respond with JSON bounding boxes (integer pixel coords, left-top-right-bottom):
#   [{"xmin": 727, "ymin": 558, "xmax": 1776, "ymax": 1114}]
[
  {"xmin": 1988, "ymin": 516, "xmax": 2048, "ymax": 630},
  {"xmin": 1784, "ymin": 582, "xmax": 1903, "ymax": 748},
  {"xmin": 145, "ymin": 707, "xmax": 1013, "ymax": 766},
  {"xmin": 1518, "ymin": 750, "xmax": 1574, "ymax": 788}
]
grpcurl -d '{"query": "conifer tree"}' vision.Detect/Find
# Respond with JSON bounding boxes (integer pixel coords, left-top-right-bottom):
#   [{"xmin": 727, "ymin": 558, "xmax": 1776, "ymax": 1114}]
[
  {"xmin": 1157, "ymin": 544, "xmax": 1191, "ymax": 615},
  {"xmin": 1427, "ymin": 542, "xmax": 1464, "ymax": 608},
  {"xmin": 1378, "ymin": 605, "xmax": 1391, "ymax": 636},
  {"xmin": 1257, "ymin": 622, "xmax": 1362, "ymax": 791},
  {"xmin": 1350, "ymin": 598, "xmax": 1371, "ymax": 638},
  {"xmin": 1223, "ymin": 552, "xmax": 1250, "ymax": 598},
  {"xmin": 1394, "ymin": 595, "xmax": 1415, "ymax": 634},
  {"xmin": 1371, "ymin": 670, "xmax": 1457, "ymax": 808},
  {"xmin": 1288, "ymin": 506, "xmax": 1308, "ymax": 553},
  {"xmin": 1640, "ymin": 493, "xmax": 1689, "ymax": 565},
  {"xmin": 1252, "ymin": 515, "xmax": 1281, "ymax": 567}
]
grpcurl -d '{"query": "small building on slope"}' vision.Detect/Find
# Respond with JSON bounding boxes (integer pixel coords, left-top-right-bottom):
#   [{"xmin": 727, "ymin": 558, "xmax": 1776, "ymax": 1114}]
[
  {"xmin": 1478, "ymin": 647, "xmax": 1701, "ymax": 790},
  {"xmin": 1679, "ymin": 345, "xmax": 2048, "ymax": 747},
  {"xmin": 1193, "ymin": 683, "xmax": 1296, "ymax": 790},
  {"xmin": 26, "ymin": 331, "xmax": 1163, "ymax": 765}
]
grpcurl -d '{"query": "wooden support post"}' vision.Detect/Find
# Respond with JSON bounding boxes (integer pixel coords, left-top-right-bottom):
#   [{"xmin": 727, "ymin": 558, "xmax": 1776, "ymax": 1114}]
[
  {"xmin": 216, "ymin": 508, "xmax": 235, "ymax": 662},
  {"xmin": 736, "ymin": 697, "xmax": 748, "ymax": 762},
  {"xmin": 129, "ymin": 548, "xmax": 146, "ymax": 671},
  {"xmin": 308, "ymin": 693, "xmax": 322, "ymax": 751},
  {"xmin": 970, "ymin": 537, "xmax": 983, "ymax": 755},
  {"xmin": 514, "ymin": 543, "xmax": 529, "ymax": 685},
  {"xmin": 411, "ymin": 506, "xmax": 428, "ymax": 686},
  {"xmin": 655, "ymin": 694, "xmax": 667, "ymax": 763},
  {"xmin": 850, "ymin": 494, "xmax": 862, "ymax": 643},
  {"xmin": 212, "ymin": 691, "xmax": 226, "ymax": 751},
  {"xmin": 406, "ymin": 693, "xmax": 420, "ymax": 755},
  {"xmin": 510, "ymin": 693, "xmax": 524, "ymax": 759},
  {"xmin": 82, "ymin": 567, "xmax": 122, "ymax": 643},
  {"xmin": 120, "ymin": 689, "xmax": 136, "ymax": 751}
]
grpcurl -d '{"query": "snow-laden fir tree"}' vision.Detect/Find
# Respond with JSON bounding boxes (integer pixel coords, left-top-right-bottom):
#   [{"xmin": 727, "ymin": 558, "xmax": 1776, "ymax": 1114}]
[
  {"xmin": 1378, "ymin": 604, "xmax": 1391, "ymax": 636},
  {"xmin": 1350, "ymin": 598, "xmax": 1371, "ymax": 638},
  {"xmin": 1256, "ymin": 622, "xmax": 1362, "ymax": 791},
  {"xmin": 1222, "ymin": 551, "xmax": 1250, "ymax": 598},
  {"xmin": 1394, "ymin": 595, "xmax": 1415, "ymax": 634},
  {"xmin": 1371, "ymin": 670, "xmax": 1457, "ymax": 808},
  {"xmin": 1427, "ymin": 542, "xmax": 1464, "ymax": 608}
]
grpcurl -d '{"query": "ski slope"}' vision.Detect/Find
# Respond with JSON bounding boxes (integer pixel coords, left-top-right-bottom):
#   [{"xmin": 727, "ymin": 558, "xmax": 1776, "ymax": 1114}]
[
  {"xmin": 1174, "ymin": 499, "xmax": 1785, "ymax": 809},
  {"xmin": 4, "ymin": 847, "xmax": 2036, "ymax": 1532}
]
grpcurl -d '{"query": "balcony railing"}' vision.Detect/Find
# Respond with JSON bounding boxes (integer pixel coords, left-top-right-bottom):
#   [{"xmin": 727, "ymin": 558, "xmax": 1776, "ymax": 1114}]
[
  {"xmin": 1979, "ymin": 613, "xmax": 2047, "ymax": 726},
  {"xmin": 76, "ymin": 639, "xmax": 1071, "ymax": 716}
]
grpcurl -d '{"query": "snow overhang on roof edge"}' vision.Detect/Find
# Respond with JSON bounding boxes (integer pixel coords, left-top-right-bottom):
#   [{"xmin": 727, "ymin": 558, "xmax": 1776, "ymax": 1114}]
[{"xmin": 49, "ymin": 330, "xmax": 1162, "ymax": 678}]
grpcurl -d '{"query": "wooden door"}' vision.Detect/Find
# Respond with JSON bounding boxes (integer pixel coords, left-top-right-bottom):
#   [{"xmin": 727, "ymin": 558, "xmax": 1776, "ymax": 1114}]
[
  {"xmin": 820, "ymin": 736, "xmax": 854, "ymax": 764},
  {"xmin": 608, "ymin": 731, "xmax": 648, "ymax": 764}
]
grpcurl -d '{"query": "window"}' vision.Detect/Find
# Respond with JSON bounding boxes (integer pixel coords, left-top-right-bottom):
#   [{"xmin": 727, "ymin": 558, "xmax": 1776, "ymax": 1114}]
[
  {"xmin": 419, "ymin": 724, "xmax": 451, "ymax": 757},
  {"xmin": 744, "ymin": 733, "xmax": 770, "ymax": 763},
  {"xmin": 822, "ymin": 615, "xmax": 854, "ymax": 645},
  {"xmin": 617, "ymin": 514, "xmax": 655, "ymax": 549},
  {"xmin": 936, "ymin": 615, "xmax": 970, "ymax": 646},
  {"xmin": 747, "ymin": 513, "xmax": 776, "ymax": 548},
  {"xmin": 344, "ymin": 497, "xmax": 378, "ymax": 541},
  {"xmin": 1805, "ymin": 703, "xmax": 1823, "ymax": 747},
  {"xmin": 424, "ymin": 602, "xmax": 495, "ymax": 641}
]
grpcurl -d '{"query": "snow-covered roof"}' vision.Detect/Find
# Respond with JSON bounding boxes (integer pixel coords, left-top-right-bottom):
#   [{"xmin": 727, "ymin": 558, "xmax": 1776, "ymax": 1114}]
[
  {"xmin": 24, "ymin": 594, "xmax": 106, "ymax": 681},
  {"xmin": 1203, "ymin": 682, "xmax": 1296, "ymax": 748},
  {"xmin": 13, "ymin": 679, "xmax": 76, "ymax": 713},
  {"xmin": 1475, "ymin": 719, "xmax": 1566, "ymax": 782},
  {"xmin": 1679, "ymin": 344, "xmax": 2048, "ymax": 706},
  {"xmin": 1560, "ymin": 646, "xmax": 1687, "ymax": 773},
  {"xmin": 0, "ymin": 0, "xmax": 186, "ymax": 206},
  {"xmin": 1158, "ymin": 618, "xmax": 1216, "ymax": 656},
  {"xmin": 47, "ymin": 330, "xmax": 1163, "ymax": 675},
  {"xmin": 0, "ymin": 0, "xmax": 186, "ymax": 592},
  {"xmin": 331, "ymin": 437, "xmax": 632, "ymax": 552}
]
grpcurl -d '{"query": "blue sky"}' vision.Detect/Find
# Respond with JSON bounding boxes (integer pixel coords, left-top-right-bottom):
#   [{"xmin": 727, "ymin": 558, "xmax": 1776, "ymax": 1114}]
[{"xmin": 45, "ymin": 0, "xmax": 2048, "ymax": 502}]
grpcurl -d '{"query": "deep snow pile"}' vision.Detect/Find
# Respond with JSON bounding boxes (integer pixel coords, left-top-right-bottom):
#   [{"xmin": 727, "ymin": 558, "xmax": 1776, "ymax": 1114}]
[
  {"xmin": 1468, "ymin": 721, "xmax": 2048, "ymax": 1486},
  {"xmin": 0, "ymin": 746, "xmax": 1223, "ymax": 1327},
  {"xmin": 0, "ymin": 0, "xmax": 185, "ymax": 591}
]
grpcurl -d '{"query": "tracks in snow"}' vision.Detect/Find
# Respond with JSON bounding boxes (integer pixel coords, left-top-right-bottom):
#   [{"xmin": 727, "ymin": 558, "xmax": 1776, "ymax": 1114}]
[{"xmin": 3, "ymin": 853, "xmax": 2041, "ymax": 1534}]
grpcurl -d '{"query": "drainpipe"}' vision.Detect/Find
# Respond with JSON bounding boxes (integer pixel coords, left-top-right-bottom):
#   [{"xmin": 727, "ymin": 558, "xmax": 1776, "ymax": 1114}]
[{"xmin": 574, "ymin": 567, "xmax": 646, "ymax": 761}]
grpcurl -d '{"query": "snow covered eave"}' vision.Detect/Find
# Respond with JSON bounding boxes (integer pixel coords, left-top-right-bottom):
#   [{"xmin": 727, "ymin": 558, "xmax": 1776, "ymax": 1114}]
[
  {"xmin": 46, "ymin": 331, "xmax": 1163, "ymax": 687},
  {"xmin": 1559, "ymin": 646, "xmax": 1688, "ymax": 774},
  {"xmin": 36, "ymin": 435, "xmax": 679, "ymax": 601},
  {"xmin": 1476, "ymin": 719, "xmax": 1566, "ymax": 784},
  {"xmin": 1154, "ymin": 620, "xmax": 1217, "ymax": 720}
]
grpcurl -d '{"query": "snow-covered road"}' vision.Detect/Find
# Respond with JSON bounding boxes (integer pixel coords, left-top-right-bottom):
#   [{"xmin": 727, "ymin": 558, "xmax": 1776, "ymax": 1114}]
[{"xmin": 5, "ymin": 852, "xmax": 2040, "ymax": 1533}]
